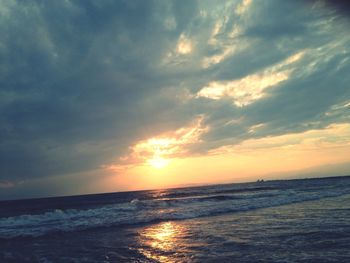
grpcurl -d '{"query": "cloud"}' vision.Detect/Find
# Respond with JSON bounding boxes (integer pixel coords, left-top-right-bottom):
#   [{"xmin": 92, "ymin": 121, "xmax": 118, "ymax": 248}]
[
  {"xmin": 187, "ymin": 0, "xmax": 350, "ymax": 153},
  {"xmin": 0, "ymin": 0, "xmax": 198, "ymax": 181},
  {"xmin": 176, "ymin": 34, "xmax": 193, "ymax": 55},
  {"xmin": 197, "ymin": 51, "xmax": 304, "ymax": 106},
  {"xmin": 0, "ymin": 0, "xmax": 350, "ymax": 198}
]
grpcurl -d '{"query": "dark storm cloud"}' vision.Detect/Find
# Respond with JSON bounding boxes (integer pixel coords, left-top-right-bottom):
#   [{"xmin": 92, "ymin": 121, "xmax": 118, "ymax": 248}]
[{"xmin": 1, "ymin": 0, "xmax": 350, "ymax": 199}]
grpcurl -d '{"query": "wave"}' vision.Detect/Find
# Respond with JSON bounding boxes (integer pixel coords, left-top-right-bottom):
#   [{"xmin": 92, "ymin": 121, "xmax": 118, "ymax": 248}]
[
  {"xmin": 156, "ymin": 186, "xmax": 278, "ymax": 199},
  {"xmin": 1, "ymin": 187, "xmax": 349, "ymax": 239}
]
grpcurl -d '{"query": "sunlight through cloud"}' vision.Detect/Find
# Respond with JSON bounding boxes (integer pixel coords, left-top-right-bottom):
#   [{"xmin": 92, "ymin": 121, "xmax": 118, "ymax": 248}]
[
  {"xmin": 176, "ymin": 34, "xmax": 193, "ymax": 55},
  {"xmin": 115, "ymin": 117, "xmax": 207, "ymax": 168},
  {"xmin": 197, "ymin": 51, "xmax": 305, "ymax": 106},
  {"xmin": 235, "ymin": 0, "xmax": 253, "ymax": 15}
]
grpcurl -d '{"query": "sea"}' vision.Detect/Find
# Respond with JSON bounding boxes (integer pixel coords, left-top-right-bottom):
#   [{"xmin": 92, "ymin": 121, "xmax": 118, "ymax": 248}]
[{"xmin": 1, "ymin": 176, "xmax": 350, "ymax": 262}]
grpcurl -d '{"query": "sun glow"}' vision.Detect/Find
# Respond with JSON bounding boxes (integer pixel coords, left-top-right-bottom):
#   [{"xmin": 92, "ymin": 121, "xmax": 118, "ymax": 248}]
[
  {"xmin": 148, "ymin": 157, "xmax": 170, "ymax": 169},
  {"xmin": 115, "ymin": 117, "xmax": 207, "ymax": 170}
]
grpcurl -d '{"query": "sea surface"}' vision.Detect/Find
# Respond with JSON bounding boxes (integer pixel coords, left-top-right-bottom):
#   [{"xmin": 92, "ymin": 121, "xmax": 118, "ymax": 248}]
[{"xmin": 1, "ymin": 176, "xmax": 350, "ymax": 262}]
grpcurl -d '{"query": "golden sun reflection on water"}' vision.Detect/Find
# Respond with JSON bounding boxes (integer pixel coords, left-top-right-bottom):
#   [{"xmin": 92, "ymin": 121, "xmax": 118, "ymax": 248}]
[{"xmin": 138, "ymin": 221, "xmax": 188, "ymax": 262}]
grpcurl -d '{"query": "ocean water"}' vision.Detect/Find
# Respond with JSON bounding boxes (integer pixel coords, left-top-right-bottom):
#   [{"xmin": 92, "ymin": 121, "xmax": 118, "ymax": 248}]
[{"xmin": 1, "ymin": 176, "xmax": 350, "ymax": 262}]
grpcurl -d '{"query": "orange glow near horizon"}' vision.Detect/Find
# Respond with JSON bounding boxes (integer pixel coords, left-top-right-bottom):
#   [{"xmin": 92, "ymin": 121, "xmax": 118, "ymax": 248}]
[{"xmin": 96, "ymin": 123, "xmax": 350, "ymax": 194}]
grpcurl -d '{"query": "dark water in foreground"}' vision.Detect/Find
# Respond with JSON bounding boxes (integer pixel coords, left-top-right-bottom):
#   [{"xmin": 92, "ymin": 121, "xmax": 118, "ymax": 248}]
[{"xmin": 1, "ymin": 176, "xmax": 350, "ymax": 262}]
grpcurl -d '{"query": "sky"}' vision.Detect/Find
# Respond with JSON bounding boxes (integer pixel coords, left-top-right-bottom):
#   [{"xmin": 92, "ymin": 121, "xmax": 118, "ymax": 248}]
[{"xmin": 1, "ymin": 0, "xmax": 350, "ymax": 200}]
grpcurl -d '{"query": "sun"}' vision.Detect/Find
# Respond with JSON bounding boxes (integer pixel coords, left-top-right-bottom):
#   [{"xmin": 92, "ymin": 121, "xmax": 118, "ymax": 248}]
[{"xmin": 148, "ymin": 157, "xmax": 170, "ymax": 169}]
